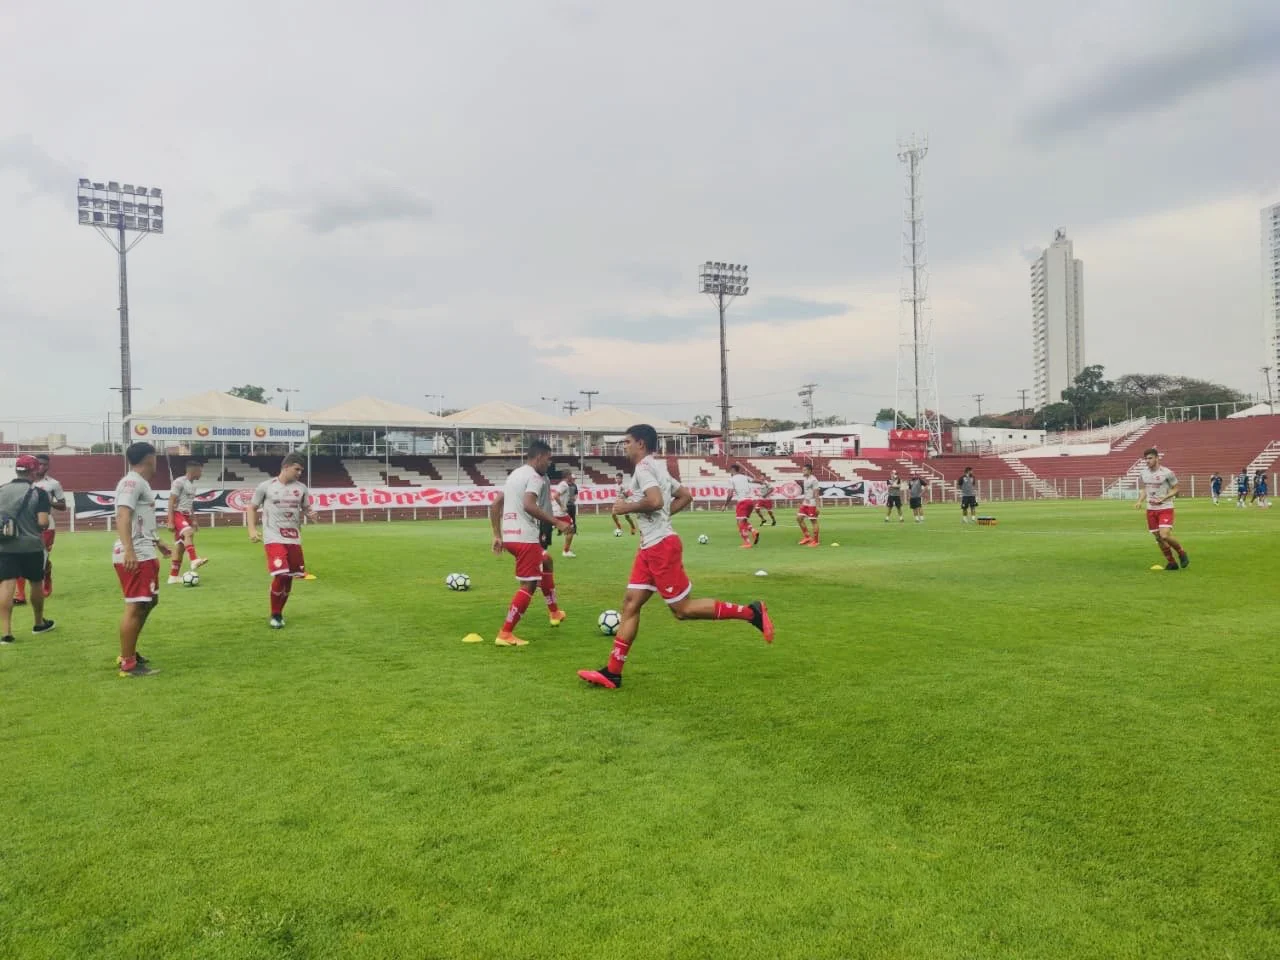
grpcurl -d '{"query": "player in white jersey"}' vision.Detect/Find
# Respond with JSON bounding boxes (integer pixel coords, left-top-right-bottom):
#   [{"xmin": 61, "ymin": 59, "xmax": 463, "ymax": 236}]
[
  {"xmin": 15, "ymin": 454, "xmax": 66, "ymax": 604},
  {"xmin": 753, "ymin": 478, "xmax": 777, "ymax": 527},
  {"xmin": 578, "ymin": 424, "xmax": 774, "ymax": 690},
  {"xmin": 612, "ymin": 471, "xmax": 638, "ymax": 536},
  {"xmin": 723, "ymin": 463, "xmax": 760, "ymax": 548},
  {"xmin": 1135, "ymin": 447, "xmax": 1189, "ymax": 571},
  {"xmin": 248, "ymin": 453, "xmax": 316, "ymax": 629},
  {"xmin": 487, "ymin": 440, "xmax": 572, "ymax": 646},
  {"xmin": 797, "ymin": 464, "xmax": 822, "ymax": 545},
  {"xmin": 551, "ymin": 471, "xmax": 579, "ymax": 557},
  {"xmin": 113, "ymin": 442, "xmax": 173, "ymax": 677},
  {"xmin": 167, "ymin": 460, "xmax": 209, "ymax": 584}
]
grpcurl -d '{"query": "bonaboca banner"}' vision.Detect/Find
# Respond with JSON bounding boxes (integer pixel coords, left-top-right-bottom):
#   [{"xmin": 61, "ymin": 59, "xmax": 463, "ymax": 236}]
[{"xmin": 127, "ymin": 418, "xmax": 310, "ymax": 442}]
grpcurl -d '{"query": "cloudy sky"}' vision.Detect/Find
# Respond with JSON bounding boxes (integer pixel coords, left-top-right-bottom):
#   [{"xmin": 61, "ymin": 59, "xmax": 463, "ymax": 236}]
[{"xmin": 3, "ymin": 0, "xmax": 1279, "ymax": 441}]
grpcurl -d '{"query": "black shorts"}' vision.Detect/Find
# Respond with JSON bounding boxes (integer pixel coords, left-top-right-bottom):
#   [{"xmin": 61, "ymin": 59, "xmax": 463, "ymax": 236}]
[
  {"xmin": 909, "ymin": 498, "xmax": 922, "ymax": 510},
  {"xmin": 567, "ymin": 503, "xmax": 578, "ymax": 527},
  {"xmin": 887, "ymin": 495, "xmax": 902, "ymax": 508},
  {"xmin": 0, "ymin": 551, "xmax": 44, "ymax": 583},
  {"xmin": 539, "ymin": 521, "xmax": 553, "ymax": 550},
  {"xmin": 961, "ymin": 496, "xmax": 978, "ymax": 509}
]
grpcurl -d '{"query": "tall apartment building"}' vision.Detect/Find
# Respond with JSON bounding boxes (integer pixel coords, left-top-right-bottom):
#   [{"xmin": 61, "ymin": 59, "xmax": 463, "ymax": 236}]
[
  {"xmin": 1263, "ymin": 202, "xmax": 1280, "ymax": 374},
  {"xmin": 1031, "ymin": 229, "xmax": 1085, "ymax": 408}
]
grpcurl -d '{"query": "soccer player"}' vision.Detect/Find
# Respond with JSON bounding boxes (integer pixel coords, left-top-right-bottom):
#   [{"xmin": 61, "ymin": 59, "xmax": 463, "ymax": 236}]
[
  {"xmin": 14, "ymin": 454, "xmax": 65, "ymax": 604},
  {"xmin": 247, "ymin": 453, "xmax": 316, "ymax": 629},
  {"xmin": 797, "ymin": 463, "xmax": 822, "ymax": 546},
  {"xmin": 553, "ymin": 470, "xmax": 579, "ymax": 557},
  {"xmin": 488, "ymin": 440, "xmax": 572, "ymax": 647},
  {"xmin": 1209, "ymin": 472, "xmax": 1223, "ymax": 505},
  {"xmin": 885, "ymin": 471, "xmax": 905, "ymax": 523},
  {"xmin": 578, "ymin": 423, "xmax": 774, "ymax": 690},
  {"xmin": 1136, "ymin": 447, "xmax": 1188, "ymax": 571},
  {"xmin": 1236, "ymin": 468, "xmax": 1249, "ymax": 508},
  {"xmin": 754, "ymin": 478, "xmax": 777, "ymax": 526},
  {"xmin": 113, "ymin": 442, "xmax": 171, "ymax": 676},
  {"xmin": 0, "ymin": 455, "xmax": 56, "ymax": 644},
  {"xmin": 958, "ymin": 467, "xmax": 979, "ymax": 523},
  {"xmin": 167, "ymin": 460, "xmax": 209, "ymax": 584},
  {"xmin": 908, "ymin": 474, "xmax": 926, "ymax": 522},
  {"xmin": 724, "ymin": 463, "xmax": 759, "ymax": 548},
  {"xmin": 1255, "ymin": 470, "xmax": 1270, "ymax": 508},
  {"xmin": 612, "ymin": 471, "xmax": 638, "ymax": 535}
]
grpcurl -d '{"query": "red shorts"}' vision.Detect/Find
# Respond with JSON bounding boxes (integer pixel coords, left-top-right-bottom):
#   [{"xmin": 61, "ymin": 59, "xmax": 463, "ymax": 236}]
[
  {"xmin": 505, "ymin": 541, "xmax": 547, "ymax": 581},
  {"xmin": 265, "ymin": 542, "xmax": 306, "ymax": 578},
  {"xmin": 1146, "ymin": 509, "xmax": 1174, "ymax": 531},
  {"xmin": 735, "ymin": 501, "xmax": 754, "ymax": 520},
  {"xmin": 755, "ymin": 499, "xmax": 774, "ymax": 509},
  {"xmin": 172, "ymin": 512, "xmax": 195, "ymax": 539},
  {"xmin": 115, "ymin": 559, "xmax": 160, "ymax": 603},
  {"xmin": 628, "ymin": 535, "xmax": 692, "ymax": 604},
  {"xmin": 42, "ymin": 529, "xmax": 55, "ymax": 550},
  {"xmin": 798, "ymin": 504, "xmax": 819, "ymax": 519}
]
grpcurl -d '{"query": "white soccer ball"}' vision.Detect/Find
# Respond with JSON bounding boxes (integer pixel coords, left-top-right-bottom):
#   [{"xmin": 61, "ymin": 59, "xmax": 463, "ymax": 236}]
[
  {"xmin": 445, "ymin": 573, "xmax": 458, "ymax": 589},
  {"xmin": 445, "ymin": 573, "xmax": 470, "ymax": 591},
  {"xmin": 697, "ymin": 534, "xmax": 709, "ymax": 544},
  {"xmin": 598, "ymin": 609, "xmax": 622, "ymax": 636},
  {"xmin": 181, "ymin": 571, "xmax": 200, "ymax": 587},
  {"xmin": 613, "ymin": 528, "xmax": 623, "ymax": 537}
]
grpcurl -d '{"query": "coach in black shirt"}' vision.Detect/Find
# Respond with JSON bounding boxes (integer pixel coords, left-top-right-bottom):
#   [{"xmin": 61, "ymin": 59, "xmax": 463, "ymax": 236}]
[{"xmin": 0, "ymin": 455, "xmax": 56, "ymax": 642}]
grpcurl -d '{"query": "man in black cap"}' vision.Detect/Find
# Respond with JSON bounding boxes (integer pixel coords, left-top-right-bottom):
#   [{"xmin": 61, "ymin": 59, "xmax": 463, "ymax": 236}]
[{"xmin": 0, "ymin": 455, "xmax": 57, "ymax": 644}]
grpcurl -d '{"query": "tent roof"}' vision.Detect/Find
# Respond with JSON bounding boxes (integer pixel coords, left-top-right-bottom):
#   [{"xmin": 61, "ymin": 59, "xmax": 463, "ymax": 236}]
[
  {"xmin": 129, "ymin": 390, "xmax": 306, "ymax": 422},
  {"xmin": 567, "ymin": 405, "xmax": 686, "ymax": 434},
  {"xmin": 306, "ymin": 396, "xmax": 448, "ymax": 429},
  {"xmin": 446, "ymin": 401, "xmax": 577, "ymax": 431},
  {"xmin": 1227, "ymin": 403, "xmax": 1277, "ymax": 419}
]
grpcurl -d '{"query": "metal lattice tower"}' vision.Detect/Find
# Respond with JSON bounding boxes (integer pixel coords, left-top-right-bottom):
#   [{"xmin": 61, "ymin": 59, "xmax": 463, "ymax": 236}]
[{"xmin": 894, "ymin": 136, "xmax": 942, "ymax": 454}]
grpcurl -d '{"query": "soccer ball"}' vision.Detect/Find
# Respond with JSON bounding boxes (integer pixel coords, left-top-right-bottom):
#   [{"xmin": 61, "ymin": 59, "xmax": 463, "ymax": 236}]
[
  {"xmin": 598, "ymin": 609, "xmax": 622, "ymax": 636},
  {"xmin": 613, "ymin": 528, "xmax": 623, "ymax": 537},
  {"xmin": 445, "ymin": 573, "xmax": 471, "ymax": 591},
  {"xmin": 181, "ymin": 571, "xmax": 200, "ymax": 587},
  {"xmin": 697, "ymin": 534, "xmax": 709, "ymax": 544}
]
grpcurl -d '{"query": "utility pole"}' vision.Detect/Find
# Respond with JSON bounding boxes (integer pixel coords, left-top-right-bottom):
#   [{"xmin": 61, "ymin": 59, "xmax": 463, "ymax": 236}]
[
  {"xmin": 1018, "ymin": 388, "xmax": 1029, "ymax": 420},
  {"xmin": 1263, "ymin": 367, "xmax": 1275, "ymax": 412},
  {"xmin": 562, "ymin": 400, "xmax": 579, "ymax": 417},
  {"xmin": 798, "ymin": 383, "xmax": 818, "ymax": 427},
  {"xmin": 972, "ymin": 393, "xmax": 985, "ymax": 420},
  {"xmin": 579, "ymin": 389, "xmax": 599, "ymax": 411}
]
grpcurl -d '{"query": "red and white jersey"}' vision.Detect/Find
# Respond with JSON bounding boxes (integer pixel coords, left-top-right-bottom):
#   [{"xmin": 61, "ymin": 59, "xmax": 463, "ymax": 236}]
[
  {"xmin": 1139, "ymin": 465, "xmax": 1177, "ymax": 508},
  {"xmin": 502, "ymin": 464, "xmax": 548, "ymax": 544},
  {"xmin": 112, "ymin": 471, "xmax": 158, "ymax": 562},
  {"xmin": 551, "ymin": 480, "xmax": 569, "ymax": 518},
  {"xmin": 729, "ymin": 473, "xmax": 753, "ymax": 502},
  {"xmin": 35, "ymin": 475, "xmax": 65, "ymax": 530},
  {"xmin": 615, "ymin": 477, "xmax": 634, "ymax": 502},
  {"xmin": 757, "ymin": 480, "xmax": 774, "ymax": 499},
  {"xmin": 251, "ymin": 478, "xmax": 311, "ymax": 544},
  {"xmin": 801, "ymin": 475, "xmax": 819, "ymax": 506},
  {"xmin": 633, "ymin": 455, "xmax": 680, "ymax": 549},
  {"xmin": 170, "ymin": 476, "xmax": 199, "ymax": 515}
]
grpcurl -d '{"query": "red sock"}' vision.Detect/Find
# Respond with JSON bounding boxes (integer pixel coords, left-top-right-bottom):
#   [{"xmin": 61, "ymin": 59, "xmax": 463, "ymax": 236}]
[
  {"xmin": 14, "ymin": 580, "xmax": 25, "ymax": 602},
  {"xmin": 170, "ymin": 556, "xmax": 183, "ymax": 577},
  {"xmin": 540, "ymin": 572, "xmax": 559, "ymax": 612},
  {"xmin": 1166, "ymin": 536, "xmax": 1184, "ymax": 556},
  {"xmin": 270, "ymin": 578, "xmax": 288, "ymax": 616},
  {"xmin": 186, "ymin": 542, "xmax": 198, "ymax": 561},
  {"xmin": 738, "ymin": 520, "xmax": 752, "ymax": 543},
  {"xmin": 811, "ymin": 523, "xmax": 820, "ymax": 542},
  {"xmin": 503, "ymin": 588, "xmax": 533, "ymax": 633},
  {"xmin": 607, "ymin": 636, "xmax": 632, "ymax": 675},
  {"xmin": 715, "ymin": 601, "xmax": 754, "ymax": 622},
  {"xmin": 1158, "ymin": 542, "xmax": 1174, "ymax": 562},
  {"xmin": 119, "ymin": 656, "xmax": 136, "ymax": 671}
]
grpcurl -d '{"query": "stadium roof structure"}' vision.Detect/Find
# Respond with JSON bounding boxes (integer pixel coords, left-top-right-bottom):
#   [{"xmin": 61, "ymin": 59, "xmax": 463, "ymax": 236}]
[
  {"xmin": 129, "ymin": 391, "xmax": 307, "ymax": 422},
  {"xmin": 306, "ymin": 396, "xmax": 449, "ymax": 429},
  {"xmin": 445, "ymin": 401, "xmax": 578, "ymax": 432},
  {"xmin": 566, "ymin": 405, "xmax": 685, "ymax": 435}
]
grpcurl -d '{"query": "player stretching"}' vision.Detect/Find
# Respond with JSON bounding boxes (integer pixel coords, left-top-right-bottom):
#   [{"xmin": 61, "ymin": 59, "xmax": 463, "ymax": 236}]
[
  {"xmin": 908, "ymin": 474, "xmax": 925, "ymax": 522},
  {"xmin": 885, "ymin": 471, "xmax": 905, "ymax": 522},
  {"xmin": 1136, "ymin": 447, "xmax": 1188, "ymax": 571},
  {"xmin": 612, "ymin": 471, "xmax": 637, "ymax": 535},
  {"xmin": 725, "ymin": 463, "xmax": 759, "ymax": 548},
  {"xmin": 754, "ymin": 479, "xmax": 777, "ymax": 526},
  {"xmin": 15, "ymin": 454, "xmax": 65, "ymax": 605},
  {"xmin": 247, "ymin": 453, "xmax": 316, "ymax": 629},
  {"xmin": 113, "ymin": 443, "xmax": 171, "ymax": 676},
  {"xmin": 1209, "ymin": 472, "xmax": 1223, "ymax": 505},
  {"xmin": 797, "ymin": 464, "xmax": 822, "ymax": 545},
  {"xmin": 578, "ymin": 424, "xmax": 774, "ymax": 690},
  {"xmin": 167, "ymin": 460, "xmax": 209, "ymax": 584},
  {"xmin": 489, "ymin": 441, "xmax": 571, "ymax": 646},
  {"xmin": 958, "ymin": 467, "xmax": 979, "ymax": 523},
  {"xmin": 1236, "ymin": 469, "xmax": 1249, "ymax": 508}
]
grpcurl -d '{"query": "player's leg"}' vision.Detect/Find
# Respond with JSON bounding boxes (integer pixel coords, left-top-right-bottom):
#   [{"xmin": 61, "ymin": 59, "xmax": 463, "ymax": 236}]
[
  {"xmin": 810, "ymin": 513, "xmax": 821, "ymax": 545},
  {"xmin": 269, "ymin": 572, "xmax": 290, "ymax": 626},
  {"xmin": 613, "ymin": 514, "xmax": 623, "ymax": 531},
  {"xmin": 0, "ymin": 576, "xmax": 15, "ymax": 640},
  {"xmin": 1161, "ymin": 525, "xmax": 1188, "ymax": 566},
  {"xmin": 498, "ymin": 577, "xmax": 539, "ymax": 645},
  {"xmin": 578, "ymin": 587, "xmax": 653, "ymax": 688},
  {"xmin": 656, "ymin": 535, "xmax": 772, "ymax": 636},
  {"xmin": 797, "ymin": 513, "xmax": 811, "ymax": 544},
  {"xmin": 541, "ymin": 551, "xmax": 565, "ymax": 624},
  {"xmin": 185, "ymin": 519, "xmax": 201, "ymax": 564},
  {"xmin": 562, "ymin": 514, "xmax": 576, "ymax": 557},
  {"xmin": 117, "ymin": 561, "xmax": 158, "ymax": 675},
  {"xmin": 627, "ymin": 515, "xmax": 637, "ymax": 534},
  {"xmin": 168, "ymin": 530, "xmax": 186, "ymax": 582},
  {"xmin": 767, "ymin": 507, "xmax": 776, "ymax": 525},
  {"xmin": 41, "ymin": 530, "xmax": 54, "ymax": 597}
]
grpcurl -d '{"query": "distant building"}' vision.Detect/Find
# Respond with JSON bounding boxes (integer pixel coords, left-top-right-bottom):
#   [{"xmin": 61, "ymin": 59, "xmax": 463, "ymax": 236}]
[
  {"xmin": 1031, "ymin": 229, "xmax": 1086, "ymax": 407},
  {"xmin": 1263, "ymin": 202, "xmax": 1280, "ymax": 372}
]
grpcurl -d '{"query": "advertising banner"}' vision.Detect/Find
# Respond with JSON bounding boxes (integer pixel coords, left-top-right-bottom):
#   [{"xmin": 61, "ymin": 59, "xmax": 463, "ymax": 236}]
[{"xmin": 126, "ymin": 418, "xmax": 309, "ymax": 443}]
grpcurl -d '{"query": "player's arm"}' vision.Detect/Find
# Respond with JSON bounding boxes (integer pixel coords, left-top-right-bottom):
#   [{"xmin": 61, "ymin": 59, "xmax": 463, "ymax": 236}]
[
  {"xmin": 34, "ymin": 489, "xmax": 50, "ymax": 530},
  {"xmin": 303, "ymin": 490, "xmax": 317, "ymax": 524},
  {"xmin": 522, "ymin": 491, "xmax": 564, "ymax": 528},
  {"xmin": 48, "ymin": 484, "xmax": 67, "ymax": 512},
  {"xmin": 167, "ymin": 491, "xmax": 179, "ymax": 530},
  {"xmin": 617, "ymin": 484, "xmax": 661, "ymax": 516},
  {"xmin": 670, "ymin": 485, "xmax": 694, "ymax": 516},
  {"xmin": 487, "ymin": 493, "xmax": 505, "ymax": 553},
  {"xmin": 116, "ymin": 506, "xmax": 138, "ymax": 569}
]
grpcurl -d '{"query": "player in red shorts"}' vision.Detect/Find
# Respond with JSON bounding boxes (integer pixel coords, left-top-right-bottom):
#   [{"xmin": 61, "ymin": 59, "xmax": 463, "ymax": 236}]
[
  {"xmin": 113, "ymin": 442, "xmax": 172, "ymax": 677},
  {"xmin": 247, "ymin": 453, "xmax": 316, "ymax": 629},
  {"xmin": 15, "ymin": 453, "xmax": 65, "ymax": 604},
  {"xmin": 724, "ymin": 463, "xmax": 760, "ymax": 548},
  {"xmin": 797, "ymin": 463, "xmax": 822, "ymax": 545},
  {"xmin": 578, "ymin": 424, "xmax": 774, "ymax": 690},
  {"xmin": 166, "ymin": 460, "xmax": 209, "ymax": 584},
  {"xmin": 1136, "ymin": 447, "xmax": 1188, "ymax": 571},
  {"xmin": 487, "ymin": 440, "xmax": 571, "ymax": 646},
  {"xmin": 753, "ymin": 478, "xmax": 777, "ymax": 527}
]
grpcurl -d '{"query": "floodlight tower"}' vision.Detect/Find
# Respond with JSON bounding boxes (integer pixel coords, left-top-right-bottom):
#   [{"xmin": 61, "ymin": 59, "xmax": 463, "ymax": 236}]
[
  {"xmin": 894, "ymin": 138, "xmax": 942, "ymax": 454},
  {"xmin": 77, "ymin": 178, "xmax": 164, "ymax": 446},
  {"xmin": 699, "ymin": 261, "xmax": 749, "ymax": 454}
]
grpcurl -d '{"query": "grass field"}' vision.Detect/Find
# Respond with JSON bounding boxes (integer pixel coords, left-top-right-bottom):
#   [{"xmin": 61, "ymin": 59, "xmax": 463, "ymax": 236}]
[{"xmin": 2, "ymin": 500, "xmax": 1277, "ymax": 959}]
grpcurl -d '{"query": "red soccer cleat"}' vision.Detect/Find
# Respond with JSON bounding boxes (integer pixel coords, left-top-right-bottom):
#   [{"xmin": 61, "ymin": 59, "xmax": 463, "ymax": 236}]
[
  {"xmin": 798, "ymin": 536, "xmax": 812, "ymax": 545},
  {"xmin": 748, "ymin": 600, "xmax": 774, "ymax": 644},
  {"xmin": 577, "ymin": 668, "xmax": 621, "ymax": 689}
]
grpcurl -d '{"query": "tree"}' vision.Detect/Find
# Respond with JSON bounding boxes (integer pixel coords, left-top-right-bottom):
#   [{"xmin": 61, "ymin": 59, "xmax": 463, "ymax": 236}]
[
  {"xmin": 692, "ymin": 414, "xmax": 712, "ymax": 429},
  {"xmin": 228, "ymin": 384, "xmax": 268, "ymax": 404},
  {"xmin": 1060, "ymin": 364, "xmax": 1114, "ymax": 425},
  {"xmin": 1038, "ymin": 402, "xmax": 1076, "ymax": 431}
]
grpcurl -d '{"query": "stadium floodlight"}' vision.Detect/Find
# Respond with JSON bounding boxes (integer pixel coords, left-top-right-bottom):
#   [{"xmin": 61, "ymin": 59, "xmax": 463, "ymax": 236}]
[
  {"xmin": 78, "ymin": 177, "xmax": 165, "ymax": 445},
  {"xmin": 699, "ymin": 260, "xmax": 750, "ymax": 453}
]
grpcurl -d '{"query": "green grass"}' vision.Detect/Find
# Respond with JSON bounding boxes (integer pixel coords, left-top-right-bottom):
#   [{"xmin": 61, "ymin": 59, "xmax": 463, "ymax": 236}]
[{"xmin": 1, "ymin": 501, "xmax": 1277, "ymax": 959}]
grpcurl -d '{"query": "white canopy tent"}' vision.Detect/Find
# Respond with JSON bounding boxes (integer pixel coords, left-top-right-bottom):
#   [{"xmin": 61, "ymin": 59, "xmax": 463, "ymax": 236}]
[
  {"xmin": 305, "ymin": 396, "xmax": 452, "ymax": 484},
  {"xmin": 446, "ymin": 401, "xmax": 577, "ymax": 432},
  {"xmin": 567, "ymin": 405, "xmax": 685, "ymax": 435}
]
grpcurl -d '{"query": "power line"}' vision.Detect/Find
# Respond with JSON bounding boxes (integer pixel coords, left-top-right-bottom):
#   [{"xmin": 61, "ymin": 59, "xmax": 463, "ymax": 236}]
[
  {"xmin": 579, "ymin": 389, "xmax": 599, "ymax": 411},
  {"xmin": 972, "ymin": 393, "xmax": 985, "ymax": 419}
]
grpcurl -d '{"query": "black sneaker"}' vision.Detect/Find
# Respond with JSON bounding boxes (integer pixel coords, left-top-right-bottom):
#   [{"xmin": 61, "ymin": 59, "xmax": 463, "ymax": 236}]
[
  {"xmin": 1165, "ymin": 561, "xmax": 1179, "ymax": 571},
  {"xmin": 1179, "ymin": 553, "xmax": 1190, "ymax": 569},
  {"xmin": 12, "ymin": 597, "xmax": 26, "ymax": 606},
  {"xmin": 770, "ymin": 520, "xmax": 777, "ymax": 526},
  {"xmin": 753, "ymin": 529, "xmax": 761, "ymax": 546},
  {"xmin": 1, "ymin": 635, "xmax": 14, "ymax": 645},
  {"xmin": 118, "ymin": 662, "xmax": 158, "ymax": 678},
  {"xmin": 31, "ymin": 619, "xmax": 55, "ymax": 635},
  {"xmin": 269, "ymin": 615, "xmax": 285, "ymax": 630}
]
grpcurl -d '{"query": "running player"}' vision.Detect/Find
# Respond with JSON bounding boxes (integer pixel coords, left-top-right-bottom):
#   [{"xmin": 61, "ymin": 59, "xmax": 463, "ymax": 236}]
[
  {"xmin": 908, "ymin": 474, "xmax": 925, "ymax": 522},
  {"xmin": 553, "ymin": 470, "xmax": 579, "ymax": 557},
  {"xmin": 1209, "ymin": 472, "xmax": 1223, "ymax": 505},
  {"xmin": 488, "ymin": 441, "xmax": 571, "ymax": 647},
  {"xmin": 15, "ymin": 454, "xmax": 65, "ymax": 604},
  {"xmin": 247, "ymin": 453, "xmax": 316, "ymax": 629},
  {"xmin": 578, "ymin": 423, "xmax": 774, "ymax": 690},
  {"xmin": 724, "ymin": 463, "xmax": 759, "ymax": 548},
  {"xmin": 885, "ymin": 471, "xmax": 905, "ymax": 523},
  {"xmin": 797, "ymin": 463, "xmax": 822, "ymax": 546},
  {"xmin": 1136, "ymin": 447, "xmax": 1188, "ymax": 571},
  {"xmin": 754, "ymin": 478, "xmax": 777, "ymax": 526},
  {"xmin": 958, "ymin": 467, "xmax": 979, "ymax": 523},
  {"xmin": 113, "ymin": 442, "xmax": 171, "ymax": 676},
  {"xmin": 167, "ymin": 460, "xmax": 209, "ymax": 584},
  {"xmin": 1236, "ymin": 469, "xmax": 1249, "ymax": 508},
  {"xmin": 612, "ymin": 471, "xmax": 638, "ymax": 535}
]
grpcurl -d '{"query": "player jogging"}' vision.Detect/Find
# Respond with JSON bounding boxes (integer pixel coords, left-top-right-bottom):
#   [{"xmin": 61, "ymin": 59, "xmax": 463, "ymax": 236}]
[
  {"xmin": 578, "ymin": 423, "xmax": 774, "ymax": 690},
  {"xmin": 247, "ymin": 453, "xmax": 316, "ymax": 629},
  {"xmin": 1209, "ymin": 472, "xmax": 1223, "ymax": 505},
  {"xmin": 552, "ymin": 470, "xmax": 579, "ymax": 557},
  {"xmin": 167, "ymin": 460, "xmax": 209, "ymax": 584},
  {"xmin": 488, "ymin": 440, "xmax": 572, "ymax": 647},
  {"xmin": 908, "ymin": 474, "xmax": 925, "ymax": 522},
  {"xmin": 1236, "ymin": 469, "xmax": 1249, "ymax": 508},
  {"xmin": 754, "ymin": 479, "xmax": 777, "ymax": 526},
  {"xmin": 612, "ymin": 471, "xmax": 638, "ymax": 535},
  {"xmin": 724, "ymin": 463, "xmax": 760, "ymax": 548},
  {"xmin": 797, "ymin": 463, "xmax": 822, "ymax": 546},
  {"xmin": 958, "ymin": 467, "xmax": 979, "ymax": 523},
  {"xmin": 885, "ymin": 471, "xmax": 905, "ymax": 523},
  {"xmin": 113, "ymin": 442, "xmax": 171, "ymax": 676},
  {"xmin": 15, "ymin": 453, "xmax": 65, "ymax": 604},
  {"xmin": 1136, "ymin": 447, "xmax": 1188, "ymax": 571}
]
